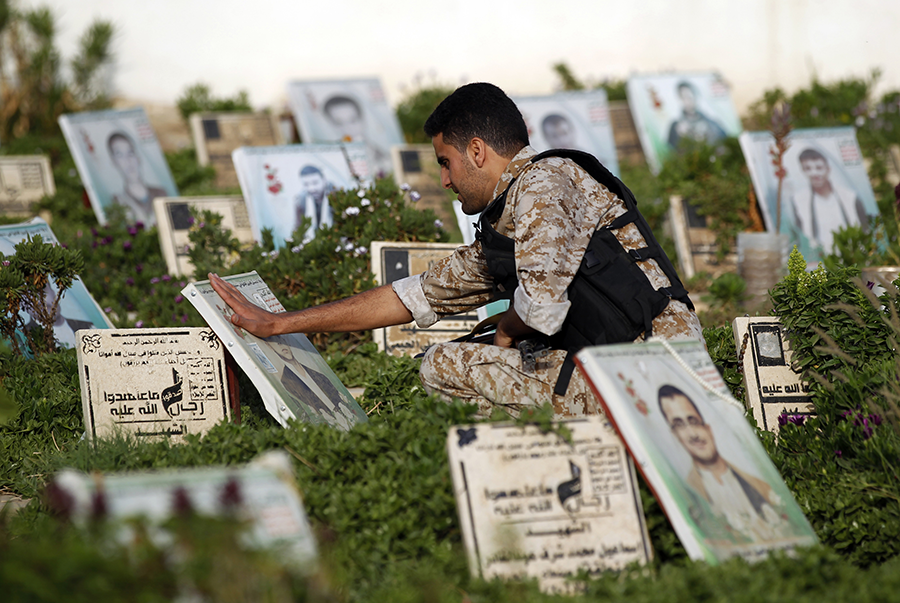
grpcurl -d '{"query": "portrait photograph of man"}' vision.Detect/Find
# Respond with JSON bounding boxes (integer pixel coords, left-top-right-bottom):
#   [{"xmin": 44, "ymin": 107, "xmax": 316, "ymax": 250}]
[
  {"xmin": 576, "ymin": 341, "xmax": 818, "ymax": 563},
  {"xmin": 59, "ymin": 108, "xmax": 179, "ymax": 227},
  {"xmin": 286, "ymin": 78, "xmax": 404, "ymax": 176},
  {"xmin": 512, "ymin": 89, "xmax": 620, "ymax": 175},
  {"xmin": 626, "ymin": 73, "xmax": 742, "ymax": 173},
  {"xmin": 740, "ymin": 127, "xmax": 879, "ymax": 261},
  {"xmin": 232, "ymin": 143, "xmax": 368, "ymax": 250}
]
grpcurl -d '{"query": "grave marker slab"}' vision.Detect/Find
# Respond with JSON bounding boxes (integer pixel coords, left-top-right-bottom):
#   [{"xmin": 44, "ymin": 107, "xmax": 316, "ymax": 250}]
[
  {"xmin": 190, "ymin": 112, "xmax": 282, "ymax": 189},
  {"xmin": 52, "ymin": 450, "xmax": 317, "ymax": 565},
  {"xmin": 732, "ymin": 317, "xmax": 814, "ymax": 433},
  {"xmin": 0, "ymin": 155, "xmax": 55, "ymax": 216},
  {"xmin": 390, "ymin": 144, "xmax": 455, "ymax": 230},
  {"xmin": 668, "ymin": 195, "xmax": 737, "ymax": 280},
  {"xmin": 154, "ymin": 195, "xmax": 254, "ymax": 277},
  {"xmin": 77, "ymin": 327, "xmax": 231, "ymax": 442},
  {"xmin": 447, "ymin": 417, "xmax": 651, "ymax": 594},
  {"xmin": 371, "ymin": 241, "xmax": 478, "ymax": 356}
]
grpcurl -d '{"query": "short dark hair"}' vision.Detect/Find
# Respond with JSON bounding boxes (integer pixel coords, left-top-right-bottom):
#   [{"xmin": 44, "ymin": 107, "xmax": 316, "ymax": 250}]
[
  {"xmin": 798, "ymin": 148, "xmax": 827, "ymax": 165},
  {"xmin": 107, "ymin": 132, "xmax": 135, "ymax": 157},
  {"xmin": 299, "ymin": 165, "xmax": 323, "ymax": 178},
  {"xmin": 658, "ymin": 384, "xmax": 702, "ymax": 424},
  {"xmin": 323, "ymin": 95, "xmax": 361, "ymax": 119},
  {"xmin": 423, "ymin": 83, "xmax": 529, "ymax": 158}
]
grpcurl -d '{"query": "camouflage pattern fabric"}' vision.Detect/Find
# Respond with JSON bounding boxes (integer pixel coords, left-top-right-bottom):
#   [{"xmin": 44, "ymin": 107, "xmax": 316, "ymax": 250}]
[{"xmin": 393, "ymin": 146, "xmax": 703, "ymax": 417}]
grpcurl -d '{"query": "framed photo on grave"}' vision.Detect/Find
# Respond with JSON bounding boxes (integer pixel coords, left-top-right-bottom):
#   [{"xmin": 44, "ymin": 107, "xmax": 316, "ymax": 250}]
[
  {"xmin": 740, "ymin": 127, "xmax": 879, "ymax": 262},
  {"xmin": 0, "ymin": 217, "xmax": 112, "ymax": 350},
  {"xmin": 668, "ymin": 195, "xmax": 737, "ymax": 280},
  {"xmin": 732, "ymin": 317, "xmax": 814, "ymax": 433},
  {"xmin": 183, "ymin": 271, "xmax": 367, "ymax": 430},
  {"xmin": 59, "ymin": 107, "xmax": 178, "ymax": 226},
  {"xmin": 51, "ymin": 450, "xmax": 317, "ymax": 565},
  {"xmin": 576, "ymin": 340, "xmax": 818, "ymax": 563},
  {"xmin": 447, "ymin": 416, "xmax": 652, "ymax": 594},
  {"xmin": 232, "ymin": 143, "xmax": 368, "ymax": 250},
  {"xmin": 626, "ymin": 72, "xmax": 742, "ymax": 174},
  {"xmin": 370, "ymin": 241, "xmax": 478, "ymax": 356},
  {"xmin": 286, "ymin": 78, "xmax": 403, "ymax": 176},
  {"xmin": 153, "ymin": 195, "xmax": 254, "ymax": 277},
  {"xmin": 512, "ymin": 89, "xmax": 620, "ymax": 175},
  {"xmin": 76, "ymin": 327, "xmax": 232, "ymax": 442},
  {"xmin": 0, "ymin": 155, "xmax": 55, "ymax": 216},
  {"xmin": 390, "ymin": 144, "xmax": 455, "ymax": 231},
  {"xmin": 189, "ymin": 112, "xmax": 283, "ymax": 189}
]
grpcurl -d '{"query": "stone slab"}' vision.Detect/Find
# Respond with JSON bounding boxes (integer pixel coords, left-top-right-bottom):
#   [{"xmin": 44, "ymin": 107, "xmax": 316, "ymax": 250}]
[
  {"xmin": 153, "ymin": 195, "xmax": 254, "ymax": 277},
  {"xmin": 732, "ymin": 317, "xmax": 815, "ymax": 433},
  {"xmin": 447, "ymin": 417, "xmax": 651, "ymax": 594},
  {"xmin": 371, "ymin": 241, "xmax": 479, "ymax": 356},
  {"xmin": 669, "ymin": 195, "xmax": 737, "ymax": 280},
  {"xmin": 76, "ymin": 327, "xmax": 231, "ymax": 442},
  {"xmin": 0, "ymin": 155, "xmax": 55, "ymax": 215},
  {"xmin": 190, "ymin": 112, "xmax": 282, "ymax": 189},
  {"xmin": 390, "ymin": 144, "xmax": 456, "ymax": 231}
]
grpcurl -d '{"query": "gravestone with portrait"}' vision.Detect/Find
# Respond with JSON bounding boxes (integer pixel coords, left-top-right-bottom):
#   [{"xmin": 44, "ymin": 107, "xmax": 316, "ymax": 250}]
[
  {"xmin": 50, "ymin": 450, "xmax": 317, "ymax": 565},
  {"xmin": 447, "ymin": 416, "xmax": 652, "ymax": 594},
  {"xmin": 512, "ymin": 89, "xmax": 620, "ymax": 175},
  {"xmin": 0, "ymin": 155, "xmax": 56, "ymax": 216},
  {"xmin": 232, "ymin": 143, "xmax": 368, "ymax": 249},
  {"xmin": 286, "ymin": 78, "xmax": 404, "ymax": 176},
  {"xmin": 371, "ymin": 241, "xmax": 478, "ymax": 356},
  {"xmin": 740, "ymin": 127, "xmax": 879, "ymax": 264},
  {"xmin": 390, "ymin": 144, "xmax": 455, "ymax": 230},
  {"xmin": 668, "ymin": 195, "xmax": 737, "ymax": 280},
  {"xmin": 732, "ymin": 317, "xmax": 814, "ymax": 434},
  {"xmin": 183, "ymin": 272, "xmax": 367, "ymax": 430},
  {"xmin": 76, "ymin": 327, "xmax": 232, "ymax": 442},
  {"xmin": 189, "ymin": 112, "xmax": 283, "ymax": 189},
  {"xmin": 0, "ymin": 217, "xmax": 112, "ymax": 349},
  {"xmin": 59, "ymin": 107, "xmax": 179, "ymax": 227},
  {"xmin": 154, "ymin": 195, "xmax": 254, "ymax": 277},
  {"xmin": 626, "ymin": 73, "xmax": 742, "ymax": 174},
  {"xmin": 576, "ymin": 340, "xmax": 818, "ymax": 564}
]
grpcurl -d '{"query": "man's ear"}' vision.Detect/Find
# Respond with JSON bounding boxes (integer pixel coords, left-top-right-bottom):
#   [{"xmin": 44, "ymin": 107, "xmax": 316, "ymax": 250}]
[{"xmin": 467, "ymin": 137, "xmax": 489, "ymax": 168}]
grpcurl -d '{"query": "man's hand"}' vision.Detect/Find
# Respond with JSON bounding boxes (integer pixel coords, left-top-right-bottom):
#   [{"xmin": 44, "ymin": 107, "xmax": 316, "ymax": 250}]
[
  {"xmin": 493, "ymin": 307, "xmax": 537, "ymax": 348},
  {"xmin": 209, "ymin": 273, "xmax": 284, "ymax": 338}
]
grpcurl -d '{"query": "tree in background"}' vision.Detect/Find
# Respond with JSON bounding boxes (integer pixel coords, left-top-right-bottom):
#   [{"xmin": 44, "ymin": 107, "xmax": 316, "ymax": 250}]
[
  {"xmin": 552, "ymin": 61, "xmax": 627, "ymax": 101},
  {"xmin": 0, "ymin": 0, "xmax": 114, "ymax": 140},
  {"xmin": 395, "ymin": 80, "xmax": 455, "ymax": 144},
  {"xmin": 175, "ymin": 82, "xmax": 252, "ymax": 121}
]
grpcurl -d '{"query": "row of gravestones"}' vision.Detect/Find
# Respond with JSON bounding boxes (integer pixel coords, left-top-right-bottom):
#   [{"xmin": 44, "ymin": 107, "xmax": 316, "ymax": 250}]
[{"xmin": 57, "ymin": 261, "xmax": 817, "ymax": 593}]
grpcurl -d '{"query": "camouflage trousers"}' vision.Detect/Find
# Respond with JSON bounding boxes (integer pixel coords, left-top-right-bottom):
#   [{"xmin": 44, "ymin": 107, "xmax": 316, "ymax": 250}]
[{"xmin": 419, "ymin": 343, "xmax": 600, "ymax": 419}]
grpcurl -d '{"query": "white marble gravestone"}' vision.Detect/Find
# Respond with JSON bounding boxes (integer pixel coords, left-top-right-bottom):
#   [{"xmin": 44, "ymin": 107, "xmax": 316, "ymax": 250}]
[
  {"xmin": 447, "ymin": 417, "xmax": 651, "ymax": 594},
  {"xmin": 76, "ymin": 327, "xmax": 231, "ymax": 442},
  {"xmin": 189, "ymin": 112, "xmax": 282, "ymax": 189},
  {"xmin": 732, "ymin": 317, "xmax": 814, "ymax": 433},
  {"xmin": 0, "ymin": 155, "xmax": 55, "ymax": 216},
  {"xmin": 371, "ymin": 241, "xmax": 479, "ymax": 356}
]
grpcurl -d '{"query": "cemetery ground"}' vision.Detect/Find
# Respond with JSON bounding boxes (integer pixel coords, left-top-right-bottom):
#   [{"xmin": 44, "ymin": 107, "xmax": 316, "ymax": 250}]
[{"xmin": 3, "ymin": 76, "xmax": 900, "ymax": 600}]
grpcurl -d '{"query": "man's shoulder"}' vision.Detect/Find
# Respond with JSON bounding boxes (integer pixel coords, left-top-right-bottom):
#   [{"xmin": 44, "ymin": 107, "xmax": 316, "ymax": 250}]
[{"xmin": 728, "ymin": 463, "xmax": 773, "ymax": 499}]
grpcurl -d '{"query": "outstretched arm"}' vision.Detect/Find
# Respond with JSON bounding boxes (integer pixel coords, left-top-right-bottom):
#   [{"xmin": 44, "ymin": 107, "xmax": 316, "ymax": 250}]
[{"xmin": 208, "ymin": 273, "xmax": 414, "ymax": 338}]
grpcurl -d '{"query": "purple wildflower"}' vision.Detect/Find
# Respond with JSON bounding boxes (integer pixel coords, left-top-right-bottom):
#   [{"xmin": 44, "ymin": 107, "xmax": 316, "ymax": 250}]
[
  {"xmin": 180, "ymin": 314, "xmax": 188, "ymax": 324},
  {"xmin": 123, "ymin": 241, "xmax": 132, "ymax": 251},
  {"xmin": 134, "ymin": 221, "xmax": 145, "ymax": 231},
  {"xmin": 174, "ymin": 294, "xmax": 184, "ymax": 304},
  {"xmin": 126, "ymin": 277, "xmax": 135, "ymax": 286},
  {"xmin": 127, "ymin": 226, "xmax": 138, "ymax": 236},
  {"xmin": 135, "ymin": 264, "xmax": 143, "ymax": 273},
  {"xmin": 162, "ymin": 275, "xmax": 172, "ymax": 282},
  {"xmin": 150, "ymin": 277, "xmax": 160, "ymax": 284},
  {"xmin": 835, "ymin": 450, "xmax": 843, "ymax": 458},
  {"xmin": 187, "ymin": 216, "xmax": 195, "ymax": 225},
  {"xmin": 135, "ymin": 320, "xmax": 144, "ymax": 328},
  {"xmin": 104, "ymin": 307, "xmax": 112, "ymax": 314}
]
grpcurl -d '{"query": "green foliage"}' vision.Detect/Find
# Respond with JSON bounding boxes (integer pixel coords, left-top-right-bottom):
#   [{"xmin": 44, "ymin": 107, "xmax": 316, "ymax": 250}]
[
  {"xmin": 0, "ymin": 234, "xmax": 84, "ymax": 356},
  {"xmin": 396, "ymin": 82, "xmax": 455, "ymax": 143},
  {"xmin": 551, "ymin": 62, "xmax": 627, "ymax": 100},
  {"xmin": 703, "ymin": 325, "xmax": 744, "ymax": 402},
  {"xmin": 175, "ymin": 82, "xmax": 252, "ymax": 121},
  {"xmin": 0, "ymin": 2, "xmax": 114, "ymax": 139},
  {"xmin": 706, "ymin": 273, "xmax": 747, "ymax": 306}
]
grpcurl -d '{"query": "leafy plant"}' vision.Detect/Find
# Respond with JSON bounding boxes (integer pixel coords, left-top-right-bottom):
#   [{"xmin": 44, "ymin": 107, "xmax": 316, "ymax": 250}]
[{"xmin": 175, "ymin": 82, "xmax": 252, "ymax": 121}]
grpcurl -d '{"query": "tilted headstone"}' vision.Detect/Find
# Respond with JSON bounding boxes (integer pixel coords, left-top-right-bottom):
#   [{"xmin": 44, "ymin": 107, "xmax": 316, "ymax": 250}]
[
  {"xmin": 0, "ymin": 155, "xmax": 55, "ymax": 216},
  {"xmin": 390, "ymin": 144, "xmax": 455, "ymax": 231},
  {"xmin": 732, "ymin": 317, "xmax": 814, "ymax": 433},
  {"xmin": 51, "ymin": 450, "xmax": 317, "ymax": 565},
  {"xmin": 189, "ymin": 112, "xmax": 283, "ymax": 189},
  {"xmin": 153, "ymin": 195, "xmax": 254, "ymax": 277},
  {"xmin": 576, "ymin": 340, "xmax": 818, "ymax": 563},
  {"xmin": 77, "ymin": 327, "xmax": 232, "ymax": 442},
  {"xmin": 668, "ymin": 195, "xmax": 737, "ymax": 280},
  {"xmin": 447, "ymin": 417, "xmax": 651, "ymax": 594},
  {"xmin": 371, "ymin": 241, "xmax": 478, "ymax": 356}
]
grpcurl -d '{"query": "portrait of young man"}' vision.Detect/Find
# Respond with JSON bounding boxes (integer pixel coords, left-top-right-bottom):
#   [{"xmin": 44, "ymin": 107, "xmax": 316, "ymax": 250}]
[{"xmin": 211, "ymin": 83, "xmax": 702, "ymax": 419}]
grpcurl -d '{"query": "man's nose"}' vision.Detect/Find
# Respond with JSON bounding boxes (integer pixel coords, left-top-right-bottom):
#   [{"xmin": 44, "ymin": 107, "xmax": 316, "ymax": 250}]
[{"xmin": 440, "ymin": 168, "xmax": 452, "ymax": 190}]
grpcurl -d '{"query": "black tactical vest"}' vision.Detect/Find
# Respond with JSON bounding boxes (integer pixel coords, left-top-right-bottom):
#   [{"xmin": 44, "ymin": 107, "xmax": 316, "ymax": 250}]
[{"xmin": 475, "ymin": 149, "xmax": 694, "ymax": 395}]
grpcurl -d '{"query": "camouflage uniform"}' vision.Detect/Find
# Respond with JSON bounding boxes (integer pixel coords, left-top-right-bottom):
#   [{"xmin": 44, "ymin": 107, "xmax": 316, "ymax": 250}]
[{"xmin": 392, "ymin": 146, "xmax": 703, "ymax": 418}]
